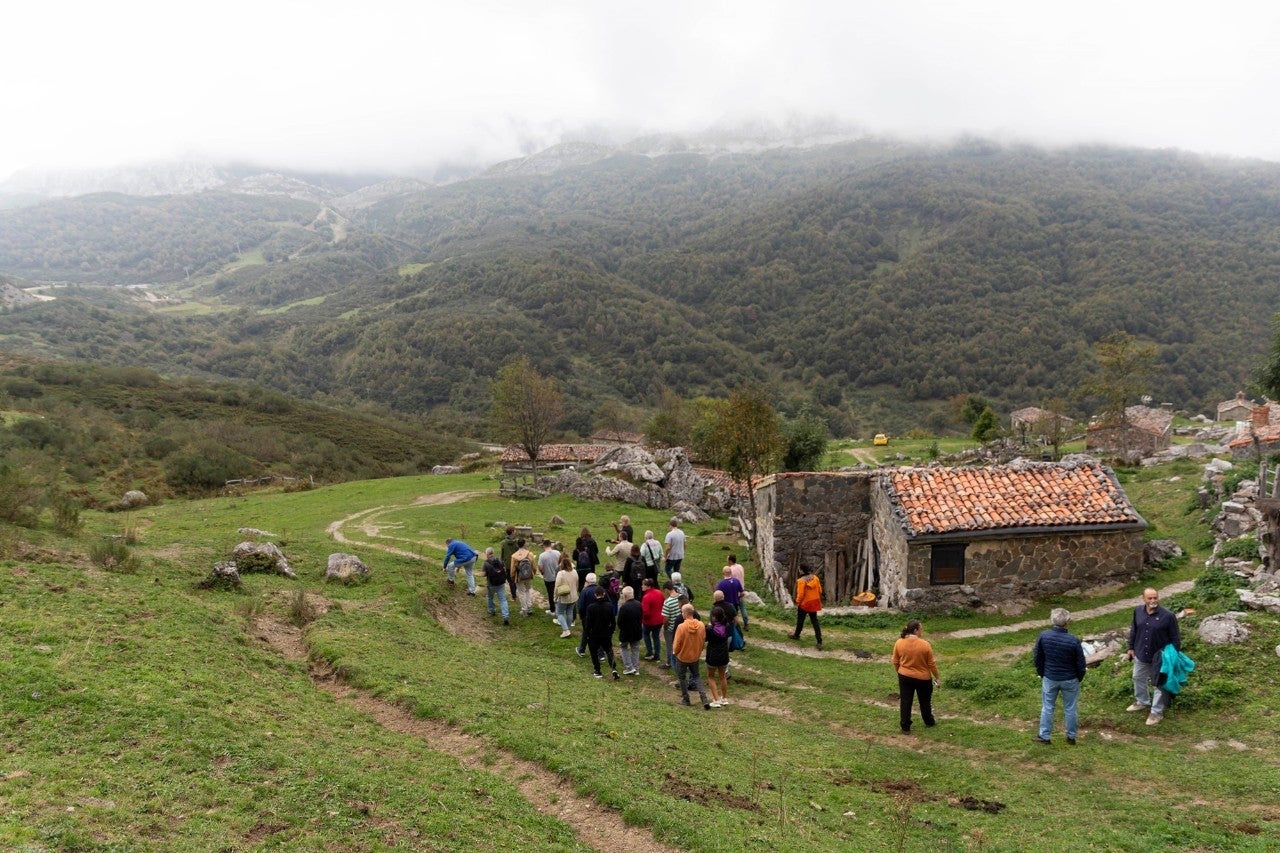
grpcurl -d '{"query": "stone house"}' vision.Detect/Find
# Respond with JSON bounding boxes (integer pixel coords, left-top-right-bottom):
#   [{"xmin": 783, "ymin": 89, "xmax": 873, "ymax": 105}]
[
  {"xmin": 1009, "ymin": 406, "xmax": 1075, "ymax": 439},
  {"xmin": 501, "ymin": 443, "xmax": 607, "ymax": 472},
  {"xmin": 1217, "ymin": 392, "xmax": 1254, "ymax": 423},
  {"xmin": 753, "ymin": 461, "xmax": 1147, "ymax": 612},
  {"xmin": 1085, "ymin": 405, "xmax": 1172, "ymax": 457},
  {"xmin": 1226, "ymin": 403, "xmax": 1280, "ymax": 460}
]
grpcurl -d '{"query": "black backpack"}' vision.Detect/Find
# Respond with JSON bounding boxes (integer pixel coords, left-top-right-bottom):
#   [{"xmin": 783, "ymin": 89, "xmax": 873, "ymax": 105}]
[
  {"xmin": 576, "ymin": 547, "xmax": 592, "ymax": 572},
  {"xmin": 484, "ymin": 559, "xmax": 507, "ymax": 587},
  {"xmin": 516, "ymin": 554, "xmax": 535, "ymax": 581},
  {"xmin": 627, "ymin": 557, "xmax": 645, "ymax": 584}
]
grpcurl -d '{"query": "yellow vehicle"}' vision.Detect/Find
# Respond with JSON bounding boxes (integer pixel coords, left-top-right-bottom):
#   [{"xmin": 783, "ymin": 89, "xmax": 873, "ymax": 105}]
[{"xmin": 873, "ymin": 433, "xmax": 889, "ymax": 446}]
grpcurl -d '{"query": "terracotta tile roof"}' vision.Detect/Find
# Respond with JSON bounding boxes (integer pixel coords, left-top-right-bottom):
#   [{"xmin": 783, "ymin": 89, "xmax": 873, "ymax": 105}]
[
  {"xmin": 501, "ymin": 444, "xmax": 607, "ymax": 464},
  {"xmin": 590, "ymin": 430, "xmax": 647, "ymax": 445},
  {"xmin": 1010, "ymin": 406, "xmax": 1074, "ymax": 428},
  {"xmin": 883, "ymin": 462, "xmax": 1143, "ymax": 536},
  {"xmin": 1227, "ymin": 425, "xmax": 1280, "ymax": 449},
  {"xmin": 693, "ymin": 467, "xmax": 755, "ymax": 498},
  {"xmin": 1087, "ymin": 405, "xmax": 1172, "ymax": 437}
]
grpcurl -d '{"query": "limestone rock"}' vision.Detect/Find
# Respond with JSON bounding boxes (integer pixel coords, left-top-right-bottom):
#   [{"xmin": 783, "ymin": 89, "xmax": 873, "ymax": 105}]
[
  {"xmin": 1143, "ymin": 539, "xmax": 1183, "ymax": 565},
  {"xmin": 591, "ymin": 445, "xmax": 665, "ymax": 483},
  {"xmin": 231, "ymin": 541, "xmax": 296, "ymax": 578},
  {"xmin": 238, "ymin": 527, "xmax": 277, "ymax": 538},
  {"xmin": 199, "ymin": 561, "xmax": 242, "ymax": 590},
  {"xmin": 431, "ymin": 465, "xmax": 463, "ymax": 475},
  {"xmin": 1196, "ymin": 612, "xmax": 1250, "ymax": 645},
  {"xmin": 326, "ymin": 553, "xmax": 371, "ymax": 584},
  {"xmin": 119, "ymin": 490, "xmax": 149, "ymax": 509},
  {"xmin": 1238, "ymin": 589, "xmax": 1280, "ymax": 614}
]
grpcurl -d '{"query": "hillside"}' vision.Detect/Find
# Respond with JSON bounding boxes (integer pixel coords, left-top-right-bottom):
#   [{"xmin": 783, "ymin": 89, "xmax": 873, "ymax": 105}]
[{"xmin": 2, "ymin": 139, "xmax": 1280, "ymax": 435}]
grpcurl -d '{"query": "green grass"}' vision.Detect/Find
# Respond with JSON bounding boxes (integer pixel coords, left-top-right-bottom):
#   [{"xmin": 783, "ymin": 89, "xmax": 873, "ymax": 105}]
[{"xmin": 3, "ymin": 462, "xmax": 1278, "ymax": 850}]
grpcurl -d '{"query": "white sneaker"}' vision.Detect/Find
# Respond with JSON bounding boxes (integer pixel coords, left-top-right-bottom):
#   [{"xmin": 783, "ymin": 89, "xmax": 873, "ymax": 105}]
[
  {"xmin": 545, "ymin": 609, "xmax": 555, "ymax": 615},
  {"xmin": 1145, "ymin": 714, "xmax": 1162, "ymax": 726},
  {"xmin": 1126, "ymin": 703, "xmax": 1149, "ymax": 713},
  {"xmin": 559, "ymin": 630, "xmax": 572, "ymax": 638},
  {"xmin": 709, "ymin": 701, "xmax": 722, "ymax": 708}
]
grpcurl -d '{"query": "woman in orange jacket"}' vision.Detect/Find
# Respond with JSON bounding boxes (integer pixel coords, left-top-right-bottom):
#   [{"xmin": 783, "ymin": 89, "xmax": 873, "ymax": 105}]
[
  {"xmin": 790, "ymin": 567, "xmax": 823, "ymax": 650},
  {"xmin": 891, "ymin": 619, "xmax": 939, "ymax": 733}
]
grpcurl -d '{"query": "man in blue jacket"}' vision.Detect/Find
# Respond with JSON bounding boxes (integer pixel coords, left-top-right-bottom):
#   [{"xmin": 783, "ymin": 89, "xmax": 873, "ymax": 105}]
[
  {"xmin": 442, "ymin": 538, "xmax": 478, "ymax": 595},
  {"xmin": 1033, "ymin": 607, "xmax": 1087, "ymax": 745},
  {"xmin": 1126, "ymin": 587, "xmax": 1181, "ymax": 726}
]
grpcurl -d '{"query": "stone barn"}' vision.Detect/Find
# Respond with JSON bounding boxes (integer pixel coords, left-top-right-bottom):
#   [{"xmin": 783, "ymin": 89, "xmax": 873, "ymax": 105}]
[
  {"xmin": 754, "ymin": 461, "xmax": 1147, "ymax": 612},
  {"xmin": 1085, "ymin": 405, "xmax": 1172, "ymax": 458}
]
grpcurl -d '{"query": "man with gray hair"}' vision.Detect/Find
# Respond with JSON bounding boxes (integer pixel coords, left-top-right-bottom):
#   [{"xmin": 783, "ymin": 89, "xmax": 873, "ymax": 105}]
[{"xmin": 1033, "ymin": 607, "xmax": 1086, "ymax": 745}]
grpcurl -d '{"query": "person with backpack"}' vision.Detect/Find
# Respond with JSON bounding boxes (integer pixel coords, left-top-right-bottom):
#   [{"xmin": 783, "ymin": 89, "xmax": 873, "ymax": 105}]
[
  {"xmin": 616, "ymin": 586, "xmax": 644, "ymax": 675},
  {"xmin": 500, "ymin": 526, "xmax": 520, "ymax": 599},
  {"xmin": 481, "ymin": 547, "xmax": 510, "ymax": 625},
  {"xmin": 509, "ymin": 538, "xmax": 536, "ymax": 618},
  {"xmin": 573, "ymin": 527, "xmax": 599, "ymax": 588},
  {"xmin": 790, "ymin": 566, "xmax": 823, "ymax": 650},
  {"xmin": 577, "ymin": 573, "xmax": 599, "ymax": 658},
  {"xmin": 538, "ymin": 539, "xmax": 561, "ymax": 616},
  {"xmin": 705, "ymin": 602, "xmax": 732, "ymax": 707},
  {"xmin": 442, "ymin": 538, "xmax": 478, "ymax": 595},
  {"xmin": 623, "ymin": 544, "xmax": 647, "ymax": 600}
]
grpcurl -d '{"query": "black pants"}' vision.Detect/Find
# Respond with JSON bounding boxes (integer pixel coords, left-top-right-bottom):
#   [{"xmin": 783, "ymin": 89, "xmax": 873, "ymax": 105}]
[
  {"xmin": 794, "ymin": 609, "xmax": 822, "ymax": 644},
  {"xmin": 588, "ymin": 638, "xmax": 616, "ymax": 675},
  {"xmin": 898, "ymin": 672, "xmax": 935, "ymax": 732},
  {"xmin": 544, "ymin": 580, "xmax": 556, "ymax": 608}
]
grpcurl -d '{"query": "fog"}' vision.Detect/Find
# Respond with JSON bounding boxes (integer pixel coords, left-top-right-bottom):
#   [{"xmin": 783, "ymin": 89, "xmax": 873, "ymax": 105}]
[{"xmin": 4, "ymin": 0, "xmax": 1279, "ymax": 181}]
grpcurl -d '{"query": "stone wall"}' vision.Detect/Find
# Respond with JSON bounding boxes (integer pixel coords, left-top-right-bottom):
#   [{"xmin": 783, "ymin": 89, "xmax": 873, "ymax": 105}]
[
  {"xmin": 1085, "ymin": 425, "xmax": 1169, "ymax": 456},
  {"xmin": 869, "ymin": 484, "xmax": 909, "ymax": 608},
  {"xmin": 754, "ymin": 472, "xmax": 873, "ymax": 607},
  {"xmin": 896, "ymin": 529, "xmax": 1146, "ymax": 612}
]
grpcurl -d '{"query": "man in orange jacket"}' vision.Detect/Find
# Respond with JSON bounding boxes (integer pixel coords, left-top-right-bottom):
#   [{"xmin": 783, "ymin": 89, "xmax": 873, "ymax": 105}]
[
  {"xmin": 672, "ymin": 604, "xmax": 712, "ymax": 709},
  {"xmin": 790, "ymin": 566, "xmax": 823, "ymax": 650}
]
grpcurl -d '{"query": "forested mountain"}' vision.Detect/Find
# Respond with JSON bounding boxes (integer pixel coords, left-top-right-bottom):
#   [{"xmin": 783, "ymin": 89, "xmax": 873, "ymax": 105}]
[{"xmin": 1, "ymin": 138, "xmax": 1279, "ymax": 437}]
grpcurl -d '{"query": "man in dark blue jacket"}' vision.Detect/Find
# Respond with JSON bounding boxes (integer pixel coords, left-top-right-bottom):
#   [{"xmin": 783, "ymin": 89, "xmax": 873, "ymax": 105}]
[
  {"xmin": 442, "ymin": 538, "xmax": 478, "ymax": 595},
  {"xmin": 1126, "ymin": 587, "xmax": 1181, "ymax": 726},
  {"xmin": 1033, "ymin": 607, "xmax": 1086, "ymax": 745}
]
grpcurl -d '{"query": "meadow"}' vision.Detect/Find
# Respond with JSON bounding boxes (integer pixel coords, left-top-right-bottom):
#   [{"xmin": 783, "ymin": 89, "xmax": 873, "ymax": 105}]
[{"xmin": 2, "ymin": 461, "xmax": 1278, "ymax": 851}]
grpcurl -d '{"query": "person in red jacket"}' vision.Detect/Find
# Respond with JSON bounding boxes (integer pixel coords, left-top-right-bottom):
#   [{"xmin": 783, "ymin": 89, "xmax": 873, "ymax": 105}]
[
  {"xmin": 639, "ymin": 577, "xmax": 666, "ymax": 661},
  {"xmin": 790, "ymin": 566, "xmax": 823, "ymax": 650}
]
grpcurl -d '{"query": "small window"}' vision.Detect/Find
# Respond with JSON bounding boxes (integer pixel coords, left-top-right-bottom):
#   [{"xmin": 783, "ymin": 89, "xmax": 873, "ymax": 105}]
[{"xmin": 931, "ymin": 543, "xmax": 966, "ymax": 585}]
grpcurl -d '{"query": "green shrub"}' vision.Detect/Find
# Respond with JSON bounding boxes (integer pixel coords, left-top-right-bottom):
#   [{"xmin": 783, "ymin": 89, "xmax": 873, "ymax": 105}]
[
  {"xmin": 1217, "ymin": 535, "xmax": 1258, "ymax": 561},
  {"xmin": 89, "ymin": 537, "xmax": 136, "ymax": 573},
  {"xmin": 48, "ymin": 490, "xmax": 83, "ymax": 535}
]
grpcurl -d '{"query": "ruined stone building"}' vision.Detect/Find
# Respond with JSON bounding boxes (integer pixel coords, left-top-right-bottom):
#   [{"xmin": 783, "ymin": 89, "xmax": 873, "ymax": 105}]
[{"xmin": 754, "ymin": 461, "xmax": 1147, "ymax": 612}]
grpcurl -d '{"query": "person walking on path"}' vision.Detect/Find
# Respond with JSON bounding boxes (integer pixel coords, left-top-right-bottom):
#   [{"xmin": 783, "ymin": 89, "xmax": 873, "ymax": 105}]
[
  {"xmin": 663, "ymin": 518, "xmax": 686, "ymax": 578},
  {"xmin": 892, "ymin": 619, "xmax": 939, "ymax": 734},
  {"xmin": 584, "ymin": 588, "xmax": 621, "ymax": 680},
  {"xmin": 640, "ymin": 577, "xmax": 666, "ymax": 661},
  {"xmin": 538, "ymin": 539, "xmax": 561, "ymax": 616},
  {"xmin": 660, "ymin": 582, "xmax": 682, "ymax": 668},
  {"xmin": 500, "ymin": 526, "xmax": 520, "ymax": 599},
  {"xmin": 442, "ymin": 538, "xmax": 478, "ymax": 595},
  {"xmin": 790, "ymin": 567, "xmax": 823, "ymax": 650},
  {"xmin": 577, "ymin": 573, "xmax": 599, "ymax": 658},
  {"xmin": 552, "ymin": 556, "xmax": 579, "ymax": 638},
  {"xmin": 1033, "ymin": 607, "xmax": 1086, "ymax": 745},
  {"xmin": 639, "ymin": 530, "xmax": 664, "ymax": 584},
  {"xmin": 617, "ymin": 586, "xmax": 644, "ymax": 675},
  {"xmin": 573, "ymin": 527, "xmax": 600, "ymax": 587},
  {"xmin": 1126, "ymin": 587, "xmax": 1182, "ymax": 726},
  {"xmin": 510, "ymin": 539, "xmax": 536, "ymax": 617},
  {"xmin": 705, "ymin": 602, "xmax": 732, "ymax": 708},
  {"xmin": 481, "ymin": 547, "xmax": 510, "ymax": 625},
  {"xmin": 723, "ymin": 554, "xmax": 748, "ymax": 630},
  {"xmin": 672, "ymin": 603, "xmax": 712, "ymax": 708}
]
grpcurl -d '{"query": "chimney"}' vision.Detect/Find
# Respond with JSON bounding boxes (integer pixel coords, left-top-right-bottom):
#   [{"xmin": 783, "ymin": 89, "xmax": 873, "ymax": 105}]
[{"xmin": 1252, "ymin": 405, "xmax": 1270, "ymax": 428}]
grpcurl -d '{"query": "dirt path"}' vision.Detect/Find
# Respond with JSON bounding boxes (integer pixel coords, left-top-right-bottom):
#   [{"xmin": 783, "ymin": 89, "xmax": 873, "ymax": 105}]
[
  {"xmin": 844, "ymin": 447, "xmax": 879, "ymax": 465},
  {"xmin": 326, "ymin": 491, "xmax": 486, "ymax": 557},
  {"xmin": 941, "ymin": 580, "xmax": 1195, "ymax": 639},
  {"xmin": 253, "ymin": 616, "xmax": 679, "ymax": 853}
]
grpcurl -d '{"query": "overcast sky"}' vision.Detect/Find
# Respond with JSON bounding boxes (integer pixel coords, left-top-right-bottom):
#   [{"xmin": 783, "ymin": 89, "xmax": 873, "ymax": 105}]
[{"xmin": 4, "ymin": 0, "xmax": 1279, "ymax": 181}]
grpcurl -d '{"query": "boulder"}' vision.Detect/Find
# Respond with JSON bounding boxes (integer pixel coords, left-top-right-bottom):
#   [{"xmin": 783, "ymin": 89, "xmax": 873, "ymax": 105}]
[
  {"xmin": 431, "ymin": 465, "xmax": 463, "ymax": 475},
  {"xmin": 231, "ymin": 541, "xmax": 296, "ymax": 578},
  {"xmin": 1204, "ymin": 458, "xmax": 1234, "ymax": 476},
  {"xmin": 198, "ymin": 561, "xmax": 242, "ymax": 590},
  {"xmin": 326, "ymin": 553, "xmax": 371, "ymax": 584},
  {"xmin": 119, "ymin": 490, "xmax": 149, "ymax": 509},
  {"xmin": 1196, "ymin": 613, "xmax": 1250, "ymax": 645},
  {"xmin": 591, "ymin": 445, "xmax": 665, "ymax": 483},
  {"xmin": 1238, "ymin": 589, "xmax": 1280, "ymax": 614},
  {"xmin": 237, "ymin": 527, "xmax": 277, "ymax": 538},
  {"xmin": 1143, "ymin": 539, "xmax": 1183, "ymax": 565}
]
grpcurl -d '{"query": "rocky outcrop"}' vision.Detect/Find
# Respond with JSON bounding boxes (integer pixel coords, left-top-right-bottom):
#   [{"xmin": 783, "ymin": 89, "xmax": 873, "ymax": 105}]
[
  {"xmin": 231, "ymin": 541, "xmax": 295, "ymax": 578},
  {"xmin": 534, "ymin": 445, "xmax": 737, "ymax": 515},
  {"xmin": 326, "ymin": 553, "xmax": 371, "ymax": 584},
  {"xmin": 198, "ymin": 561, "xmax": 242, "ymax": 590}
]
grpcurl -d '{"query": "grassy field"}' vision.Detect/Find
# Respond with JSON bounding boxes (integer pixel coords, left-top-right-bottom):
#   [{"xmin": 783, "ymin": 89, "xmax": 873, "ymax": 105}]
[{"xmin": 3, "ymin": 463, "xmax": 1278, "ymax": 851}]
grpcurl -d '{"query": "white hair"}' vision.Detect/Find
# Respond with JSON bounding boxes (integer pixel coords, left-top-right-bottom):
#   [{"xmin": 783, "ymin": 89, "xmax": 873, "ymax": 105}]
[{"xmin": 1050, "ymin": 608, "xmax": 1070, "ymax": 627}]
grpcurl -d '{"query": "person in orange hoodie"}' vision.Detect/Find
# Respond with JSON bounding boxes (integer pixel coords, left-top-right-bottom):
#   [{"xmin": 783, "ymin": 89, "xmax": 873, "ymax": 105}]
[
  {"xmin": 891, "ymin": 619, "xmax": 940, "ymax": 734},
  {"xmin": 672, "ymin": 604, "xmax": 712, "ymax": 709},
  {"xmin": 790, "ymin": 566, "xmax": 823, "ymax": 650}
]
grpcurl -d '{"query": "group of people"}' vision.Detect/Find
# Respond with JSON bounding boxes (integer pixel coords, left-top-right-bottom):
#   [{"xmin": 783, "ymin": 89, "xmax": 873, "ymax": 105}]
[{"xmin": 449, "ymin": 527, "xmax": 1187, "ymax": 733}]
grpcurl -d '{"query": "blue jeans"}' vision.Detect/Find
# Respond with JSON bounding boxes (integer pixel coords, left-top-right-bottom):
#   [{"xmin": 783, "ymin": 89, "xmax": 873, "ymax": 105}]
[
  {"xmin": 1039, "ymin": 676, "xmax": 1081, "ymax": 740},
  {"xmin": 1133, "ymin": 659, "xmax": 1170, "ymax": 716},
  {"xmin": 642, "ymin": 624, "xmax": 662, "ymax": 658},
  {"xmin": 447, "ymin": 558, "xmax": 476, "ymax": 593},
  {"xmin": 663, "ymin": 625, "xmax": 677, "ymax": 666},
  {"xmin": 664, "ymin": 558, "xmax": 682, "ymax": 579},
  {"xmin": 556, "ymin": 601, "xmax": 576, "ymax": 632},
  {"xmin": 486, "ymin": 584, "xmax": 509, "ymax": 619}
]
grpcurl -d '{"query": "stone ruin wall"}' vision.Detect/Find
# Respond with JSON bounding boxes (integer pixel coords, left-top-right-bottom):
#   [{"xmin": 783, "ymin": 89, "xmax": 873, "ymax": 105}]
[
  {"xmin": 898, "ymin": 529, "xmax": 1146, "ymax": 612},
  {"xmin": 754, "ymin": 473, "xmax": 873, "ymax": 608}
]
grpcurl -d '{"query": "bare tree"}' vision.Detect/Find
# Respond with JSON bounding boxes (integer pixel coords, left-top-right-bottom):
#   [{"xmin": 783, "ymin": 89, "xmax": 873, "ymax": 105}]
[
  {"xmin": 490, "ymin": 356, "xmax": 563, "ymax": 477},
  {"xmin": 703, "ymin": 386, "xmax": 784, "ymax": 551}
]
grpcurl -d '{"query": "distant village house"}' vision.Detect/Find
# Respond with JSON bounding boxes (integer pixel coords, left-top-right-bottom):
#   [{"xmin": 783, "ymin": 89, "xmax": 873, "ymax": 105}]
[
  {"xmin": 1085, "ymin": 405, "xmax": 1172, "ymax": 457},
  {"xmin": 1217, "ymin": 391, "xmax": 1254, "ymax": 423}
]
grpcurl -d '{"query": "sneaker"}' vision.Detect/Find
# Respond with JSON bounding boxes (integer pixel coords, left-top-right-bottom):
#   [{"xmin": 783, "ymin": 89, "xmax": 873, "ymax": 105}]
[
  {"xmin": 446, "ymin": 579, "xmax": 455, "ymax": 585},
  {"xmin": 576, "ymin": 648, "xmax": 586, "ymax": 658},
  {"xmin": 1066, "ymin": 737, "xmax": 1077, "ymax": 745},
  {"xmin": 488, "ymin": 611, "xmax": 496, "ymax": 617},
  {"xmin": 627, "ymin": 669, "xmax": 639, "ymax": 676},
  {"xmin": 503, "ymin": 618, "xmax": 510, "ymax": 626},
  {"xmin": 559, "ymin": 630, "xmax": 572, "ymax": 639},
  {"xmin": 1033, "ymin": 736, "xmax": 1051, "ymax": 744},
  {"xmin": 612, "ymin": 670, "xmax": 620, "ymax": 680},
  {"xmin": 703, "ymin": 703, "xmax": 713, "ymax": 711},
  {"xmin": 709, "ymin": 701, "xmax": 722, "ymax": 708},
  {"xmin": 1126, "ymin": 703, "xmax": 1149, "ymax": 713},
  {"xmin": 660, "ymin": 663, "xmax": 672, "ymax": 669},
  {"xmin": 788, "ymin": 633, "xmax": 800, "ymax": 640},
  {"xmin": 1145, "ymin": 714, "xmax": 1162, "ymax": 726},
  {"xmin": 545, "ymin": 609, "xmax": 555, "ymax": 615},
  {"xmin": 680, "ymin": 699, "xmax": 692, "ymax": 706},
  {"xmin": 467, "ymin": 591, "xmax": 476, "ymax": 596},
  {"xmin": 718, "ymin": 697, "xmax": 729, "ymax": 705},
  {"xmin": 593, "ymin": 673, "xmax": 603, "ymax": 679},
  {"xmin": 816, "ymin": 643, "xmax": 823, "ymax": 651}
]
